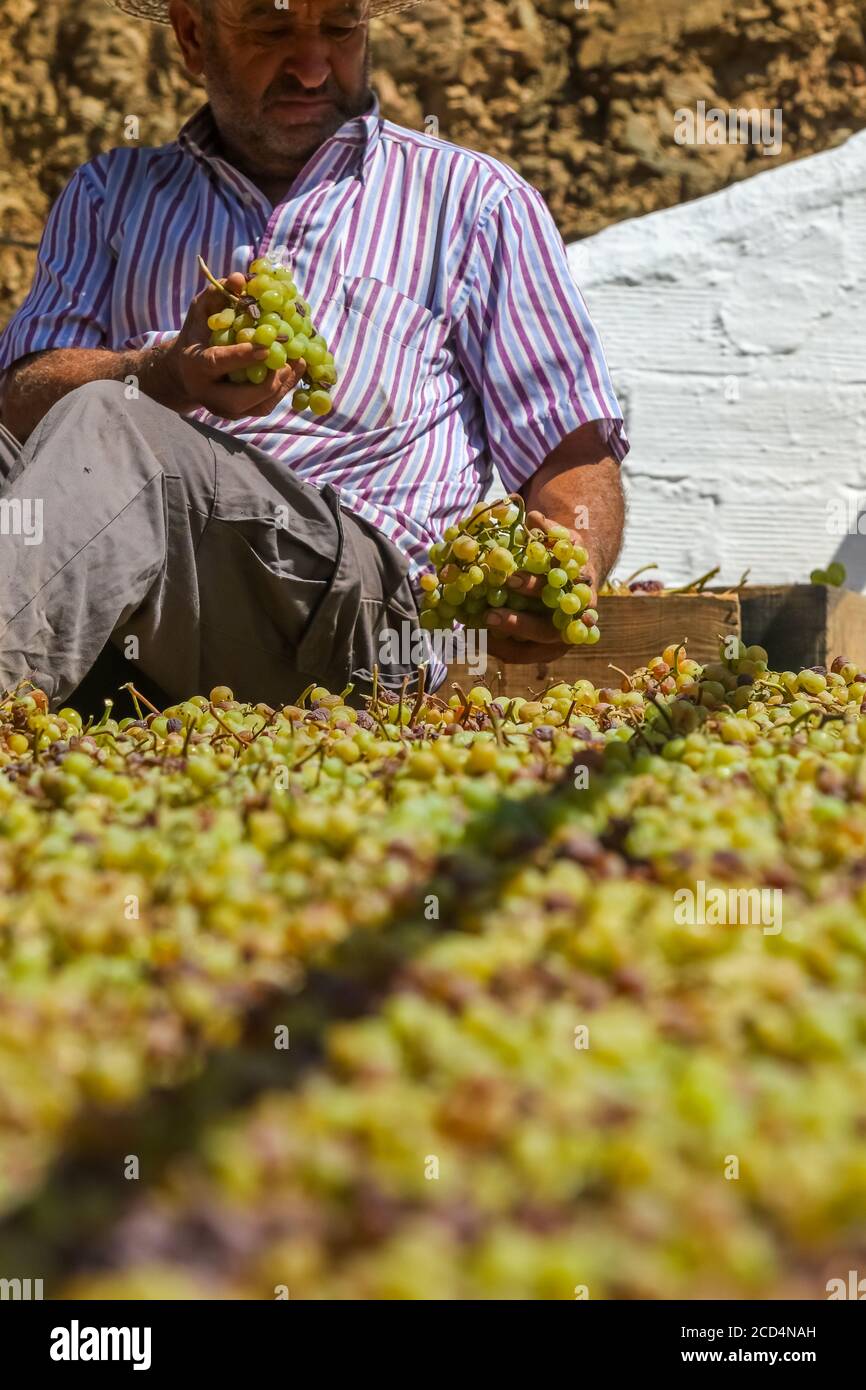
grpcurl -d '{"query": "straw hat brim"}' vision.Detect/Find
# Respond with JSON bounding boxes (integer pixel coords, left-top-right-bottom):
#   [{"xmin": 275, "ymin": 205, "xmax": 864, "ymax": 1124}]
[{"xmin": 109, "ymin": 0, "xmax": 425, "ymax": 22}]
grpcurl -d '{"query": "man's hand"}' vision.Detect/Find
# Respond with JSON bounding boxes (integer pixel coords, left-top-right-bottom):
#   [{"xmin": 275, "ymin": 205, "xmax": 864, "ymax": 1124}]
[
  {"xmin": 158, "ymin": 272, "xmax": 306, "ymax": 419},
  {"xmin": 483, "ymin": 509, "xmax": 597, "ymax": 663}
]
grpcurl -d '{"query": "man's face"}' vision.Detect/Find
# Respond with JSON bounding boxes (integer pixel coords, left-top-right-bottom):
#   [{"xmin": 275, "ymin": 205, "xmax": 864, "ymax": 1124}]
[{"xmin": 172, "ymin": 0, "xmax": 372, "ymax": 177}]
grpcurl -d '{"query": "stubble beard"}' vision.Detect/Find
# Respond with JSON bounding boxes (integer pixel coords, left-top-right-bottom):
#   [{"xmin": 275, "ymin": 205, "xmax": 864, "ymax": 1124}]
[{"xmin": 201, "ymin": 32, "xmax": 373, "ymax": 182}]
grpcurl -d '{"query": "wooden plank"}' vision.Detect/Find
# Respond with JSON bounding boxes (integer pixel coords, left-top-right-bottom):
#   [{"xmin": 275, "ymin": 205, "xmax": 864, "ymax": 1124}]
[
  {"xmin": 740, "ymin": 584, "xmax": 866, "ymax": 671},
  {"xmin": 827, "ymin": 589, "xmax": 866, "ymax": 671},
  {"xmin": 447, "ymin": 591, "xmax": 740, "ymax": 696}
]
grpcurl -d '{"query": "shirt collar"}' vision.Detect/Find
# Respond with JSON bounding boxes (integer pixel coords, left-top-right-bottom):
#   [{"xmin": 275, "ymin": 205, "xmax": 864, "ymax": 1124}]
[{"xmin": 178, "ymin": 92, "xmax": 381, "ymax": 194}]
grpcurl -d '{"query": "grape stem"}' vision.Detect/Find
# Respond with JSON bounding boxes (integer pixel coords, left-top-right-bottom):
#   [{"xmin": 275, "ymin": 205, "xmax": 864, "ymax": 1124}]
[
  {"xmin": 608, "ymin": 664, "xmax": 635, "ymax": 691},
  {"xmin": 650, "ymin": 695, "xmax": 675, "ymax": 730},
  {"xmin": 197, "ymin": 255, "xmax": 242, "ymax": 308},
  {"xmin": 668, "ymin": 566, "xmax": 721, "ymax": 595},
  {"xmin": 122, "ymin": 682, "xmax": 161, "ymax": 717},
  {"xmin": 409, "ymin": 666, "xmax": 428, "ymax": 726},
  {"xmin": 450, "ymin": 684, "xmax": 472, "ymax": 725},
  {"xmin": 208, "ymin": 703, "xmax": 252, "ymax": 746},
  {"xmin": 621, "ymin": 562, "xmax": 660, "ymax": 587}
]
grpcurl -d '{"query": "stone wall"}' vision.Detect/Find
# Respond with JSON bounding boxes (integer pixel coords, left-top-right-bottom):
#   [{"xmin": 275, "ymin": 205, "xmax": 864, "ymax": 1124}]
[{"xmin": 1, "ymin": 0, "xmax": 865, "ymax": 326}]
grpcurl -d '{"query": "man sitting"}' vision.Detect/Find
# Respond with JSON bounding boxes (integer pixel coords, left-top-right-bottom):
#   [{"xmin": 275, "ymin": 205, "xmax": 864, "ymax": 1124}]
[{"xmin": 0, "ymin": 0, "xmax": 627, "ymax": 707}]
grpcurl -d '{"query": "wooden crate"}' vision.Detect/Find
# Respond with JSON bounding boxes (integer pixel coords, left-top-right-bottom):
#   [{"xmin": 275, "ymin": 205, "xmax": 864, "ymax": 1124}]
[
  {"xmin": 740, "ymin": 584, "xmax": 866, "ymax": 672},
  {"xmin": 447, "ymin": 591, "xmax": 741, "ymax": 696}
]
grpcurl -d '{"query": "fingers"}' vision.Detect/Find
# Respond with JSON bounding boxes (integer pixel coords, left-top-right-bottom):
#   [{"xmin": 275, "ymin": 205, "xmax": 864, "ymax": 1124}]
[
  {"xmin": 199, "ymin": 342, "xmax": 270, "ymax": 377},
  {"xmin": 189, "ymin": 273, "xmax": 248, "ymax": 333},
  {"xmin": 484, "ymin": 608, "xmax": 562, "ymax": 644},
  {"xmin": 506, "ymin": 571, "xmax": 547, "ymax": 598},
  {"xmin": 201, "ymin": 362, "xmax": 301, "ymax": 420}
]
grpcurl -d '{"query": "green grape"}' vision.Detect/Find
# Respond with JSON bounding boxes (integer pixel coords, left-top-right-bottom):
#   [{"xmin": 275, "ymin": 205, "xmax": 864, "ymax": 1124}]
[
  {"xmin": 259, "ymin": 289, "xmax": 285, "ymax": 315},
  {"xmin": 292, "ymin": 389, "xmax": 311, "ymax": 412},
  {"xmin": 488, "ymin": 546, "xmax": 516, "ymax": 574},
  {"xmin": 265, "ymin": 343, "xmax": 288, "ymax": 371},
  {"xmin": 303, "ymin": 341, "xmax": 327, "ymax": 368},
  {"xmin": 463, "ymin": 595, "xmax": 487, "ymax": 614},
  {"xmin": 246, "ymin": 275, "xmax": 274, "ymax": 299},
  {"xmin": 286, "ymin": 337, "xmax": 309, "ymax": 361},
  {"xmin": 309, "ymin": 390, "xmax": 333, "ymax": 416},
  {"xmin": 541, "ymin": 586, "xmax": 561, "ymax": 609},
  {"xmin": 246, "ymin": 364, "xmax": 269, "ymax": 385},
  {"xmin": 443, "ymin": 582, "xmax": 465, "ymax": 607},
  {"xmin": 487, "ymin": 588, "xmax": 508, "ymax": 607},
  {"xmin": 558, "ymin": 592, "xmax": 582, "ymax": 616},
  {"xmin": 253, "ymin": 324, "xmax": 279, "ymax": 347},
  {"xmin": 547, "ymin": 568, "xmax": 568, "ymax": 589},
  {"xmin": 452, "ymin": 535, "xmax": 479, "ymax": 563}
]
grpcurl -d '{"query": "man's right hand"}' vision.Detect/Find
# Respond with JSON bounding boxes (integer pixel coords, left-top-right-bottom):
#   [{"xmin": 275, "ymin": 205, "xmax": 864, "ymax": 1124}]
[{"xmin": 158, "ymin": 272, "xmax": 307, "ymax": 419}]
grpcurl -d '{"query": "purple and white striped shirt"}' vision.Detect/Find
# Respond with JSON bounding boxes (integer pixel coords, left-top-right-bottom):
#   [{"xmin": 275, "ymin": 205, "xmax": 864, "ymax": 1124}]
[{"xmin": 0, "ymin": 93, "xmax": 628, "ymax": 661}]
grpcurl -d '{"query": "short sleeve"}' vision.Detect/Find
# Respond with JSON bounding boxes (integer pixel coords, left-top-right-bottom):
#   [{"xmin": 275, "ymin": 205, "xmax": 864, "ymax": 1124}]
[
  {"xmin": 451, "ymin": 184, "xmax": 629, "ymax": 492},
  {"xmin": 0, "ymin": 164, "xmax": 114, "ymax": 405}
]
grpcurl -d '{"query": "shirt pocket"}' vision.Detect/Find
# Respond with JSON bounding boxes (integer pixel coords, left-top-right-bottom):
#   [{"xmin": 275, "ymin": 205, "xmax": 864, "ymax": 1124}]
[{"xmin": 327, "ymin": 276, "xmax": 446, "ymax": 431}]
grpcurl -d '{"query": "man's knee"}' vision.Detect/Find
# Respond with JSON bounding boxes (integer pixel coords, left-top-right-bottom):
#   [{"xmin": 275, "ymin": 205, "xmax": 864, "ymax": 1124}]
[{"xmin": 57, "ymin": 378, "xmax": 131, "ymax": 413}]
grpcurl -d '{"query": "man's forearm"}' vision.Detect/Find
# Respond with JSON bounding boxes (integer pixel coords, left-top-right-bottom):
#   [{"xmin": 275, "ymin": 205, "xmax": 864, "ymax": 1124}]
[
  {"xmin": 520, "ymin": 423, "xmax": 625, "ymax": 586},
  {"xmin": 1, "ymin": 342, "xmax": 187, "ymax": 444}
]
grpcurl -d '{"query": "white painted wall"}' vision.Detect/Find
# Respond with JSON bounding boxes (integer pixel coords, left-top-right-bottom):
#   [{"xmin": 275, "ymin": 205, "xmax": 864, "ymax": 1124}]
[{"xmin": 566, "ymin": 133, "xmax": 866, "ymax": 591}]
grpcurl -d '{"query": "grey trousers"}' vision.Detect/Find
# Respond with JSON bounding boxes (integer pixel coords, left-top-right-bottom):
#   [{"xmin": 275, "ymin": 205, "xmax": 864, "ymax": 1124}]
[{"xmin": 0, "ymin": 381, "xmax": 422, "ymax": 708}]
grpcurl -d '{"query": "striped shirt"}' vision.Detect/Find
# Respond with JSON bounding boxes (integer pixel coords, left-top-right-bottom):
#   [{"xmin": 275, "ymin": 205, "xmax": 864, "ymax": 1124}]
[{"xmin": 0, "ymin": 93, "xmax": 628, "ymax": 685}]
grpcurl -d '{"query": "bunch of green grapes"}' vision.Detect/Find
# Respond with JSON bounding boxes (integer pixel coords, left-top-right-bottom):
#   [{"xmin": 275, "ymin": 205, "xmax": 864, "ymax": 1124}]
[
  {"xmin": 201, "ymin": 254, "xmax": 338, "ymax": 416},
  {"xmin": 421, "ymin": 495, "xmax": 600, "ymax": 645}
]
